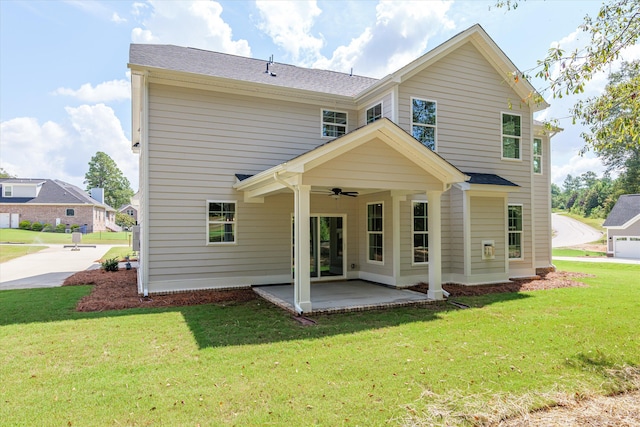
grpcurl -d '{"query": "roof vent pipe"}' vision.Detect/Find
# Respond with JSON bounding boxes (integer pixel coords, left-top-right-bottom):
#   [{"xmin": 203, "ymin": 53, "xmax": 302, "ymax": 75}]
[{"xmin": 265, "ymin": 62, "xmax": 269, "ymax": 73}]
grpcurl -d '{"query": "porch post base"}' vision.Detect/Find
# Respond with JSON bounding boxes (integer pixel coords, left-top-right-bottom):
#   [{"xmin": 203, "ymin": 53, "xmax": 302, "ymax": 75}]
[
  {"xmin": 427, "ymin": 289, "xmax": 444, "ymax": 300},
  {"xmin": 295, "ymin": 301, "xmax": 312, "ymax": 315}
]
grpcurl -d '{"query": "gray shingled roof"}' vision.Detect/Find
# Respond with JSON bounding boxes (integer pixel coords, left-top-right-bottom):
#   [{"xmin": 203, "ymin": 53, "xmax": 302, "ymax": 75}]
[
  {"xmin": 464, "ymin": 172, "xmax": 519, "ymax": 187},
  {"xmin": 603, "ymin": 194, "xmax": 640, "ymax": 227},
  {"xmin": 129, "ymin": 44, "xmax": 379, "ymax": 97},
  {"xmin": 0, "ymin": 178, "xmax": 115, "ymax": 210}
]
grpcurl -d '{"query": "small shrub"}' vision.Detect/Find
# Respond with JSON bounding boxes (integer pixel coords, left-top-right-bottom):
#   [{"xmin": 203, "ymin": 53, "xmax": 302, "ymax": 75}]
[
  {"xmin": 19, "ymin": 220, "xmax": 31, "ymax": 230},
  {"xmin": 55, "ymin": 224, "xmax": 66, "ymax": 233},
  {"xmin": 70, "ymin": 224, "xmax": 80, "ymax": 232},
  {"xmin": 31, "ymin": 222, "xmax": 43, "ymax": 232},
  {"xmin": 101, "ymin": 257, "xmax": 119, "ymax": 272},
  {"xmin": 42, "ymin": 223, "xmax": 53, "ymax": 232}
]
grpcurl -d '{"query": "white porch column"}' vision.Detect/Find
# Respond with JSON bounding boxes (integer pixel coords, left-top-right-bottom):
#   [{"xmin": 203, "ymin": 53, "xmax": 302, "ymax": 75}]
[
  {"xmin": 294, "ymin": 184, "xmax": 312, "ymax": 313},
  {"xmin": 427, "ymin": 190, "xmax": 444, "ymax": 300}
]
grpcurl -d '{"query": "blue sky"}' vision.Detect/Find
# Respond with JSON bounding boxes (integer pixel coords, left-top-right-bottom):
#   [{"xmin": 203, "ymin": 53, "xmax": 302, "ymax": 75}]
[{"xmin": 1, "ymin": 0, "xmax": 638, "ymax": 191}]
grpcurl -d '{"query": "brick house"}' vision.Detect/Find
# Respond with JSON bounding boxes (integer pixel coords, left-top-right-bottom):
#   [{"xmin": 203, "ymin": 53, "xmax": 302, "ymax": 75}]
[{"xmin": 0, "ymin": 178, "xmax": 117, "ymax": 232}]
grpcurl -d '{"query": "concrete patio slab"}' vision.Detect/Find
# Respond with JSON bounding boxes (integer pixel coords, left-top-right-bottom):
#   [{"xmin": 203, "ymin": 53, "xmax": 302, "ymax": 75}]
[{"xmin": 254, "ymin": 280, "xmax": 434, "ymax": 314}]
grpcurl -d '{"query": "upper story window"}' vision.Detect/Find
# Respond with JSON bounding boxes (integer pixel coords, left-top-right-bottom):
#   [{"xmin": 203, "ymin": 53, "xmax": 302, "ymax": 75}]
[
  {"xmin": 412, "ymin": 201, "xmax": 429, "ymax": 264},
  {"xmin": 502, "ymin": 113, "xmax": 521, "ymax": 160},
  {"xmin": 2, "ymin": 185, "xmax": 12, "ymax": 197},
  {"xmin": 508, "ymin": 204, "xmax": 523, "ymax": 260},
  {"xmin": 412, "ymin": 98, "xmax": 436, "ymax": 150},
  {"xmin": 366, "ymin": 103, "xmax": 382, "ymax": 124},
  {"xmin": 322, "ymin": 109, "xmax": 347, "ymax": 138},
  {"xmin": 367, "ymin": 202, "xmax": 383, "ymax": 263},
  {"xmin": 66, "ymin": 208, "xmax": 75, "ymax": 217},
  {"xmin": 533, "ymin": 138, "xmax": 542, "ymax": 174},
  {"xmin": 208, "ymin": 201, "xmax": 236, "ymax": 244},
  {"xmin": 126, "ymin": 209, "xmax": 135, "ymax": 216}
]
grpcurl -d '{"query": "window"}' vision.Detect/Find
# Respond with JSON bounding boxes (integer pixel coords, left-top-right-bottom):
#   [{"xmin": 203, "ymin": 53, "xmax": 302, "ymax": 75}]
[
  {"xmin": 366, "ymin": 103, "xmax": 382, "ymax": 124},
  {"xmin": 207, "ymin": 201, "xmax": 236, "ymax": 244},
  {"xmin": 2, "ymin": 185, "xmax": 12, "ymax": 197},
  {"xmin": 412, "ymin": 98, "xmax": 436, "ymax": 150},
  {"xmin": 508, "ymin": 205, "xmax": 523, "ymax": 259},
  {"xmin": 412, "ymin": 202, "xmax": 428, "ymax": 264},
  {"xmin": 502, "ymin": 113, "xmax": 521, "ymax": 159},
  {"xmin": 65, "ymin": 208, "xmax": 75, "ymax": 217},
  {"xmin": 533, "ymin": 138, "xmax": 542, "ymax": 174},
  {"xmin": 322, "ymin": 109, "xmax": 347, "ymax": 137},
  {"xmin": 126, "ymin": 209, "xmax": 135, "ymax": 216},
  {"xmin": 367, "ymin": 202, "xmax": 383, "ymax": 263}
]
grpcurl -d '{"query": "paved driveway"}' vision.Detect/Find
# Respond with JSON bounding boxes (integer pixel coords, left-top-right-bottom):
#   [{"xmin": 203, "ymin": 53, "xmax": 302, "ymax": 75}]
[
  {"xmin": 0, "ymin": 244, "xmax": 118, "ymax": 290},
  {"xmin": 552, "ymin": 213, "xmax": 603, "ymax": 248}
]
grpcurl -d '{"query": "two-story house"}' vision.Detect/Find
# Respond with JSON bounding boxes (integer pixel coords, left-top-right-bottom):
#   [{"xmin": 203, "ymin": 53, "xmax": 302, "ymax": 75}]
[{"xmin": 128, "ymin": 24, "xmax": 556, "ymax": 313}]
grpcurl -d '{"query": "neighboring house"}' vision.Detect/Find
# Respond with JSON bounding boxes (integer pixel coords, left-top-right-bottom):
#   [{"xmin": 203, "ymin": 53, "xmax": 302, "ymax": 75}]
[
  {"xmin": 603, "ymin": 194, "xmax": 640, "ymax": 259},
  {"xmin": 119, "ymin": 203, "xmax": 138, "ymax": 223},
  {"xmin": 128, "ymin": 24, "xmax": 558, "ymax": 312},
  {"xmin": 0, "ymin": 178, "xmax": 118, "ymax": 232}
]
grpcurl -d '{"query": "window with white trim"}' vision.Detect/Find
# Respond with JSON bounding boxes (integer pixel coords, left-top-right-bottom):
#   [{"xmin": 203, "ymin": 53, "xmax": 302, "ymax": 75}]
[
  {"xmin": 502, "ymin": 113, "xmax": 521, "ymax": 159},
  {"xmin": 366, "ymin": 103, "xmax": 382, "ymax": 124},
  {"xmin": 126, "ymin": 209, "xmax": 135, "ymax": 216},
  {"xmin": 508, "ymin": 204, "xmax": 523, "ymax": 259},
  {"xmin": 412, "ymin": 98, "xmax": 436, "ymax": 150},
  {"xmin": 322, "ymin": 109, "xmax": 347, "ymax": 137},
  {"xmin": 533, "ymin": 138, "xmax": 542, "ymax": 174},
  {"xmin": 2, "ymin": 185, "xmax": 12, "ymax": 197},
  {"xmin": 412, "ymin": 201, "xmax": 428, "ymax": 264},
  {"xmin": 367, "ymin": 202, "xmax": 383, "ymax": 263},
  {"xmin": 207, "ymin": 201, "xmax": 236, "ymax": 244},
  {"xmin": 66, "ymin": 208, "xmax": 75, "ymax": 217}
]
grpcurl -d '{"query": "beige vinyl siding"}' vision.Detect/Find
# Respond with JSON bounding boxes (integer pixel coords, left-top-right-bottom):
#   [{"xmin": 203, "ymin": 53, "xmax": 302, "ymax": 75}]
[
  {"xmin": 469, "ymin": 196, "xmax": 506, "ymax": 274},
  {"xmin": 397, "ymin": 41, "xmax": 534, "ymax": 276},
  {"xmin": 146, "ymin": 83, "xmax": 359, "ymax": 289},
  {"xmin": 358, "ymin": 91, "xmax": 394, "ymax": 127},
  {"xmin": 607, "ymin": 220, "xmax": 640, "ymax": 252},
  {"xmin": 303, "ymin": 139, "xmax": 442, "ymax": 191},
  {"xmin": 533, "ymin": 133, "xmax": 552, "ymax": 268}
]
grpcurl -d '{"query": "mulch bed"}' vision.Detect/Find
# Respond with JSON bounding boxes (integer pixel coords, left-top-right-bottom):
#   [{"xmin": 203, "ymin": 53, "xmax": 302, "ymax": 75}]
[
  {"xmin": 64, "ymin": 268, "xmax": 592, "ymax": 312},
  {"xmin": 63, "ymin": 268, "xmax": 255, "ymax": 312}
]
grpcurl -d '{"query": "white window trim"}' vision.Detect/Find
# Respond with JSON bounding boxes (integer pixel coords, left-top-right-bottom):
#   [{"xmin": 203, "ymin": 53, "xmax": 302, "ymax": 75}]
[
  {"xmin": 501, "ymin": 112, "xmax": 522, "ymax": 161},
  {"xmin": 411, "ymin": 97, "xmax": 437, "ymax": 151},
  {"xmin": 366, "ymin": 101, "xmax": 383, "ymax": 124},
  {"xmin": 411, "ymin": 201, "xmax": 429, "ymax": 266},
  {"xmin": 321, "ymin": 108, "xmax": 348, "ymax": 138},
  {"xmin": 206, "ymin": 200, "xmax": 237, "ymax": 246},
  {"xmin": 367, "ymin": 201, "xmax": 384, "ymax": 265},
  {"xmin": 66, "ymin": 208, "xmax": 75, "ymax": 217},
  {"xmin": 2, "ymin": 185, "xmax": 13, "ymax": 197},
  {"xmin": 508, "ymin": 203, "xmax": 523, "ymax": 261},
  {"xmin": 533, "ymin": 138, "xmax": 543, "ymax": 174}
]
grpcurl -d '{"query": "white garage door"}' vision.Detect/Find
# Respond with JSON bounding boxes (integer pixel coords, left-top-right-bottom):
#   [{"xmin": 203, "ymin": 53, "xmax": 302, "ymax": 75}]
[
  {"xmin": 0, "ymin": 213, "xmax": 9, "ymax": 228},
  {"xmin": 614, "ymin": 237, "xmax": 640, "ymax": 259}
]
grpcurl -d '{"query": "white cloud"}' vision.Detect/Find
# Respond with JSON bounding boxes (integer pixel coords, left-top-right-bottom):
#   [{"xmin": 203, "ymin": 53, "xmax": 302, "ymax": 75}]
[
  {"xmin": 131, "ymin": 1, "xmax": 251, "ymax": 56},
  {"xmin": 255, "ymin": 0, "xmax": 323, "ymax": 64},
  {"xmin": 551, "ymin": 154, "xmax": 605, "ymax": 186},
  {"xmin": 111, "ymin": 12, "xmax": 127, "ymax": 23},
  {"xmin": 0, "ymin": 105, "xmax": 138, "ymax": 191},
  {"xmin": 131, "ymin": 2, "xmax": 148, "ymax": 17},
  {"xmin": 313, "ymin": 0, "xmax": 455, "ymax": 77},
  {"xmin": 52, "ymin": 79, "xmax": 130, "ymax": 103}
]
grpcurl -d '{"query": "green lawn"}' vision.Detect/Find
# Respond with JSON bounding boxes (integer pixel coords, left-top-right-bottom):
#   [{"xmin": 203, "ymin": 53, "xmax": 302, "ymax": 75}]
[
  {"xmin": 0, "ymin": 244, "xmax": 48, "ymax": 263},
  {"xmin": 0, "ymin": 229, "xmax": 132, "ymax": 245},
  {"xmin": 1, "ymin": 261, "xmax": 638, "ymax": 426},
  {"xmin": 553, "ymin": 248, "xmax": 606, "ymax": 257}
]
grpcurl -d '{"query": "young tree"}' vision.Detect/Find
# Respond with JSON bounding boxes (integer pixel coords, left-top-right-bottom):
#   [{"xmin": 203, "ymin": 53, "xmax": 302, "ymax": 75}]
[
  {"xmin": 84, "ymin": 152, "xmax": 134, "ymax": 209},
  {"xmin": 0, "ymin": 167, "xmax": 14, "ymax": 178}
]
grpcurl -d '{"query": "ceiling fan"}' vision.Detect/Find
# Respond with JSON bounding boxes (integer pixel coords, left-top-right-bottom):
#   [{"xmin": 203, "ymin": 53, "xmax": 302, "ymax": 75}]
[{"xmin": 329, "ymin": 188, "xmax": 358, "ymax": 198}]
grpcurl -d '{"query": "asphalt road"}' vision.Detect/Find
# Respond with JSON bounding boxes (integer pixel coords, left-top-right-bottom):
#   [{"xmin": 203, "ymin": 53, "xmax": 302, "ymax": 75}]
[{"xmin": 552, "ymin": 213, "xmax": 603, "ymax": 248}]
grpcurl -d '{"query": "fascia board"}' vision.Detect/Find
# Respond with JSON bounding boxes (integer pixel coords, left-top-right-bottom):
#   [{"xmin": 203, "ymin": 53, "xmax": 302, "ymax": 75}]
[
  {"xmin": 455, "ymin": 182, "xmax": 521, "ymax": 194},
  {"xmin": 620, "ymin": 213, "xmax": 640, "ymax": 229},
  {"xmin": 233, "ymin": 164, "xmax": 285, "ymax": 191}
]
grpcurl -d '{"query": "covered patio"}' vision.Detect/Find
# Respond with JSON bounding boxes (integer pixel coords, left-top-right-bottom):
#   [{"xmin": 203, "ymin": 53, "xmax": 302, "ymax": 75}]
[{"xmin": 254, "ymin": 280, "xmax": 435, "ymax": 315}]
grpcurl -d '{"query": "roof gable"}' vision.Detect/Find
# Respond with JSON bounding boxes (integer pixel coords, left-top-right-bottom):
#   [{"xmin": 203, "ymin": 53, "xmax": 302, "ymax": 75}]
[
  {"xmin": 603, "ymin": 194, "xmax": 640, "ymax": 228},
  {"xmin": 0, "ymin": 178, "xmax": 115, "ymax": 210}
]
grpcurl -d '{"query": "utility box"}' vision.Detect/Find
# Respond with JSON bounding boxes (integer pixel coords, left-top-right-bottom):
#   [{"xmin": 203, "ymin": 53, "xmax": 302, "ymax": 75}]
[
  {"xmin": 72, "ymin": 232, "xmax": 82, "ymax": 244},
  {"xmin": 132, "ymin": 225, "xmax": 140, "ymax": 252}
]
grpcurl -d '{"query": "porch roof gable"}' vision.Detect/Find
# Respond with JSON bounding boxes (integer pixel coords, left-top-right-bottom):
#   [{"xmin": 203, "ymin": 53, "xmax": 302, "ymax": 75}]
[{"xmin": 233, "ymin": 118, "xmax": 468, "ymax": 198}]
